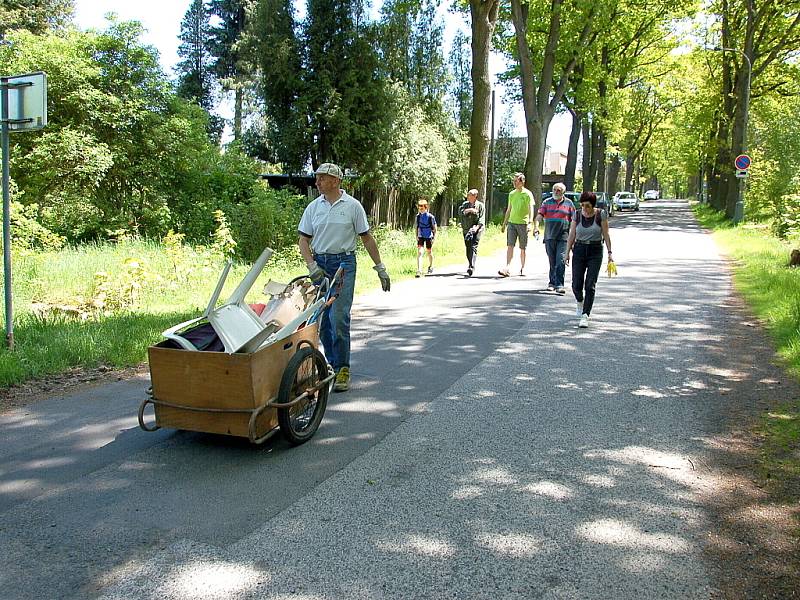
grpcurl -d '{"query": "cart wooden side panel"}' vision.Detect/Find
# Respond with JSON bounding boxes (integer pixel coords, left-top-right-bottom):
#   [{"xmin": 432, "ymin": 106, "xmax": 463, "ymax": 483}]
[{"xmin": 147, "ymin": 324, "xmax": 319, "ymax": 439}]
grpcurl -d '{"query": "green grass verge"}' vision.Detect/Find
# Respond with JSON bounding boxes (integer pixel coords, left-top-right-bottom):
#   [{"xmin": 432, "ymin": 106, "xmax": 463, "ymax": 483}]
[
  {"xmin": 693, "ymin": 203, "xmax": 800, "ymax": 495},
  {"xmin": 693, "ymin": 204, "xmax": 800, "ymax": 376},
  {"xmin": 0, "ymin": 225, "xmax": 505, "ymax": 388}
]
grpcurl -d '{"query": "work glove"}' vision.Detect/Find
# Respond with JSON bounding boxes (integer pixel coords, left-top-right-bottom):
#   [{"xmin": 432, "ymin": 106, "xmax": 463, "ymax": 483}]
[
  {"xmin": 374, "ymin": 262, "xmax": 391, "ymax": 292},
  {"xmin": 307, "ymin": 261, "xmax": 325, "ymax": 284}
]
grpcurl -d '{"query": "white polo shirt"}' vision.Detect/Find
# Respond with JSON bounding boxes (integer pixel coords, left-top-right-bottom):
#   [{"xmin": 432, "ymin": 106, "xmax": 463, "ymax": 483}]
[{"xmin": 298, "ymin": 191, "xmax": 371, "ymax": 254}]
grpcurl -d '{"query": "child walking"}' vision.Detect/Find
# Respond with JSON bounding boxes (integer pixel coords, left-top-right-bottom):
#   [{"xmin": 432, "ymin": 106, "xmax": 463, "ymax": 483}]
[{"xmin": 415, "ymin": 199, "xmax": 437, "ymax": 277}]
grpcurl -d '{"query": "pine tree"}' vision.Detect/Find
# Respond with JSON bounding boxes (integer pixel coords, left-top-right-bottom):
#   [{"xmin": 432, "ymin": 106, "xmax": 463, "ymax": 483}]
[
  {"xmin": 248, "ymin": 0, "xmax": 306, "ymax": 170},
  {"xmin": 377, "ymin": 0, "xmax": 449, "ymax": 116},
  {"xmin": 303, "ymin": 0, "xmax": 392, "ymax": 173},
  {"xmin": 209, "ymin": 0, "xmax": 249, "ymax": 140},
  {"xmin": 176, "ymin": 0, "xmax": 222, "ymax": 142},
  {"xmin": 448, "ymin": 30, "xmax": 472, "ymax": 130}
]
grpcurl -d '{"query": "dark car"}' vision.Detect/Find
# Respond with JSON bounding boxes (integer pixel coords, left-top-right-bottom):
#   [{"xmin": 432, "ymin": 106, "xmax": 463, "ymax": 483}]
[
  {"xmin": 595, "ymin": 192, "xmax": 613, "ymax": 216},
  {"xmin": 565, "ymin": 191, "xmax": 613, "ymax": 217}
]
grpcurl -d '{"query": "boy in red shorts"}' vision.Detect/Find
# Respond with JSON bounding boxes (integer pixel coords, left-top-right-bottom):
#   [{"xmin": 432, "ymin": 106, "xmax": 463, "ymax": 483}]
[{"xmin": 415, "ymin": 199, "xmax": 437, "ymax": 277}]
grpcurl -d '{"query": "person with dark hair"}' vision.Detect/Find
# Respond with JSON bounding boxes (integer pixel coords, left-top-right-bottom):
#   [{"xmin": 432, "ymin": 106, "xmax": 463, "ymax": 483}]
[{"xmin": 564, "ymin": 191, "xmax": 614, "ymax": 328}]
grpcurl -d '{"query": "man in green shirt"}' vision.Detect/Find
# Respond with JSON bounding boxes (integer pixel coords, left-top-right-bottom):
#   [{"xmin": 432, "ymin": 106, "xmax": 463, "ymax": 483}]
[{"xmin": 499, "ymin": 173, "xmax": 535, "ymax": 277}]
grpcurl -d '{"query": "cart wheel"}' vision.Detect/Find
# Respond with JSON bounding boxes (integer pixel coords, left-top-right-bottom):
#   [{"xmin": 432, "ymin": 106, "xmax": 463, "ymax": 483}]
[{"xmin": 277, "ymin": 346, "xmax": 329, "ymax": 445}]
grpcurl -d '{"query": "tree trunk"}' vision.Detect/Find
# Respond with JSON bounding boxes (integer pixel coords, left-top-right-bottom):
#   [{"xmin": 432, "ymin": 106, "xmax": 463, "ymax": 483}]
[
  {"xmin": 584, "ymin": 120, "xmax": 599, "ymax": 190},
  {"xmin": 468, "ymin": 0, "xmax": 500, "ymax": 203},
  {"xmin": 564, "ymin": 108, "xmax": 580, "ymax": 190},
  {"xmin": 595, "ymin": 132, "xmax": 606, "ymax": 192},
  {"xmin": 607, "ymin": 154, "xmax": 620, "ymax": 197},
  {"xmin": 625, "ymin": 155, "xmax": 635, "ymax": 191},
  {"xmin": 581, "ymin": 118, "xmax": 591, "ymax": 190},
  {"xmin": 234, "ymin": 87, "xmax": 243, "ymax": 141}
]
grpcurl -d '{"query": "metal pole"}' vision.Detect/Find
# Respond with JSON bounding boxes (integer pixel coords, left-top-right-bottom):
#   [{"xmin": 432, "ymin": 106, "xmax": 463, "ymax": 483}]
[
  {"xmin": 1, "ymin": 77, "xmax": 13, "ymax": 349},
  {"xmin": 733, "ymin": 53, "xmax": 751, "ymax": 224}
]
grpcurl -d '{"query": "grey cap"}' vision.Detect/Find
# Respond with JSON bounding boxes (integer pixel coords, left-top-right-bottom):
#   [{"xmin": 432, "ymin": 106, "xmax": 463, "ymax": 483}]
[{"xmin": 315, "ymin": 163, "xmax": 343, "ymax": 179}]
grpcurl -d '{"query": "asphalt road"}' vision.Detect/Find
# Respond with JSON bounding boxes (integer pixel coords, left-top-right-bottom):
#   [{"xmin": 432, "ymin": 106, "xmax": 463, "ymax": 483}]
[{"xmin": 0, "ymin": 200, "xmax": 777, "ymax": 599}]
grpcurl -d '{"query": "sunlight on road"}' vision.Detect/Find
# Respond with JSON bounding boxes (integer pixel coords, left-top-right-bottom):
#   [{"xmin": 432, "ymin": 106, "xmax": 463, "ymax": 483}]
[
  {"xmin": 165, "ymin": 559, "xmax": 262, "ymax": 599},
  {"xmin": 576, "ymin": 518, "xmax": 692, "ymax": 554},
  {"xmin": 474, "ymin": 531, "xmax": 543, "ymax": 557},
  {"xmin": 520, "ymin": 480, "xmax": 574, "ymax": 500},
  {"xmin": 376, "ymin": 534, "xmax": 457, "ymax": 558}
]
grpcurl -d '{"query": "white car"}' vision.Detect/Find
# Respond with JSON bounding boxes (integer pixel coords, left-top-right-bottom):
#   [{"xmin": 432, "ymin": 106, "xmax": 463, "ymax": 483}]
[
  {"xmin": 613, "ymin": 192, "xmax": 640, "ymax": 211},
  {"xmin": 643, "ymin": 190, "xmax": 659, "ymax": 201}
]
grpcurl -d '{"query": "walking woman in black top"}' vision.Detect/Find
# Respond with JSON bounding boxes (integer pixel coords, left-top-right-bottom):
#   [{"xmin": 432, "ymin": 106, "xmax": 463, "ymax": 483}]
[{"xmin": 564, "ymin": 191, "xmax": 613, "ymax": 328}]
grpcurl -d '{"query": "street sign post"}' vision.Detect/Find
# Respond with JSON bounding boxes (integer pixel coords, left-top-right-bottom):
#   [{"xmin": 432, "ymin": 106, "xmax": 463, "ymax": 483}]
[
  {"xmin": 732, "ymin": 154, "xmax": 751, "ymax": 224},
  {"xmin": 1, "ymin": 71, "xmax": 47, "ymax": 350}
]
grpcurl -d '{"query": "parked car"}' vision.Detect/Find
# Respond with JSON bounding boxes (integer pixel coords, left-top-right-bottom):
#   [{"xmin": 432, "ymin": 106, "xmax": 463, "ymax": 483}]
[
  {"xmin": 613, "ymin": 191, "xmax": 640, "ymax": 211},
  {"xmin": 595, "ymin": 192, "xmax": 614, "ymax": 216},
  {"xmin": 643, "ymin": 189, "xmax": 659, "ymax": 201},
  {"xmin": 564, "ymin": 191, "xmax": 581, "ymax": 208},
  {"xmin": 564, "ymin": 191, "xmax": 613, "ymax": 217}
]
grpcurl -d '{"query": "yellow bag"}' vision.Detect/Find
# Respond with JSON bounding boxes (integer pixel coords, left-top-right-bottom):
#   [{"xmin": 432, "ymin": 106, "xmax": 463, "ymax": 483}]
[{"xmin": 607, "ymin": 260, "xmax": 617, "ymax": 277}]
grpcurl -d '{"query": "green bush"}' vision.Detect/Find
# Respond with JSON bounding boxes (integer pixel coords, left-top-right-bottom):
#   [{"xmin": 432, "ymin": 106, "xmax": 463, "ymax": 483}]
[
  {"xmin": 772, "ymin": 194, "xmax": 800, "ymax": 240},
  {"xmin": 228, "ymin": 185, "xmax": 309, "ymax": 262},
  {"xmin": 10, "ymin": 201, "xmax": 65, "ymax": 251}
]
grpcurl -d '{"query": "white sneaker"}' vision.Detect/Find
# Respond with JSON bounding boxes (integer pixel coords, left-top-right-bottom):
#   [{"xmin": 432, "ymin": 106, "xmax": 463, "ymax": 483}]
[
  {"xmin": 576, "ymin": 302, "xmax": 583, "ymax": 316},
  {"xmin": 578, "ymin": 314, "xmax": 589, "ymax": 328}
]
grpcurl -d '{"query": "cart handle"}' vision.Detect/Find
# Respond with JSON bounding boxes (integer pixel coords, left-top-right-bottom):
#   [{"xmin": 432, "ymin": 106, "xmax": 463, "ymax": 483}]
[{"xmin": 138, "ymin": 394, "xmax": 161, "ymax": 432}]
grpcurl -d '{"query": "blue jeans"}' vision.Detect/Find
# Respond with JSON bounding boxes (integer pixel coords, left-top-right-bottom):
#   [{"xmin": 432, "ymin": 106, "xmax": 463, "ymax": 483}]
[
  {"xmin": 313, "ymin": 253, "xmax": 356, "ymax": 371},
  {"xmin": 544, "ymin": 238, "xmax": 567, "ymax": 288}
]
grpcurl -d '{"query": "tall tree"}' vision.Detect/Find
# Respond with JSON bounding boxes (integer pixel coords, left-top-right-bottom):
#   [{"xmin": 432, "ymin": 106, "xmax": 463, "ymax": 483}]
[
  {"xmin": 377, "ymin": 0, "xmax": 449, "ymax": 116},
  {"xmin": 303, "ymin": 0, "xmax": 392, "ymax": 174},
  {"xmin": 448, "ymin": 30, "xmax": 472, "ymax": 130},
  {"xmin": 0, "ymin": 0, "xmax": 73, "ymax": 38},
  {"xmin": 247, "ymin": 0, "xmax": 305, "ymax": 170},
  {"xmin": 209, "ymin": 0, "xmax": 249, "ymax": 140},
  {"xmin": 509, "ymin": 0, "xmax": 600, "ymax": 204},
  {"xmin": 176, "ymin": 0, "xmax": 219, "ymax": 137},
  {"xmin": 468, "ymin": 0, "xmax": 500, "ymax": 202},
  {"xmin": 709, "ymin": 0, "xmax": 800, "ymax": 218}
]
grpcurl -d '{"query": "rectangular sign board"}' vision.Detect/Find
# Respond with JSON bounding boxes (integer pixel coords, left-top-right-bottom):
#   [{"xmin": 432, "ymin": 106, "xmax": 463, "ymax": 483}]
[
  {"xmin": 735, "ymin": 169, "xmax": 749, "ymax": 179},
  {"xmin": 3, "ymin": 71, "xmax": 47, "ymax": 131}
]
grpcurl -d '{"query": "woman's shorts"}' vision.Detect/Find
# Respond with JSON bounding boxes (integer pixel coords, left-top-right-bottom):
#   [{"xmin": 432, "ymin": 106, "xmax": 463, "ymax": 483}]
[{"xmin": 506, "ymin": 223, "xmax": 528, "ymax": 249}]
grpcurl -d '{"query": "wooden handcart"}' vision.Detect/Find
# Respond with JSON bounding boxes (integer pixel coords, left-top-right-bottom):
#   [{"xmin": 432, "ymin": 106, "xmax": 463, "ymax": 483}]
[{"xmin": 138, "ymin": 249, "xmax": 337, "ymax": 445}]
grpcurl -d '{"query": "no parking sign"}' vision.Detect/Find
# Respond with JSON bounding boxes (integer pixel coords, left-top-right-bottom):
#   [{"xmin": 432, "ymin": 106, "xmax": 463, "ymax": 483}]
[{"xmin": 734, "ymin": 154, "xmax": 751, "ymax": 170}]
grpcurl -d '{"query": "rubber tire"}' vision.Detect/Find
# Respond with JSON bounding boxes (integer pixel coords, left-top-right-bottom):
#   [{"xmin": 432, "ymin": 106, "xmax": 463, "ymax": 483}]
[{"xmin": 277, "ymin": 346, "xmax": 329, "ymax": 445}]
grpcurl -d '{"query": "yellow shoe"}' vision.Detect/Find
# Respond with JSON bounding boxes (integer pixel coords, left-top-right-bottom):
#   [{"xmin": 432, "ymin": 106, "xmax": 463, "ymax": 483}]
[{"xmin": 334, "ymin": 367, "xmax": 350, "ymax": 392}]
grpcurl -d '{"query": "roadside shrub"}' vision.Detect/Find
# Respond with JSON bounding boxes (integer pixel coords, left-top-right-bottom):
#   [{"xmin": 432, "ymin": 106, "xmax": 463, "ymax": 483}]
[
  {"xmin": 10, "ymin": 201, "xmax": 65, "ymax": 251},
  {"xmin": 229, "ymin": 186, "xmax": 308, "ymax": 262},
  {"xmin": 772, "ymin": 194, "xmax": 800, "ymax": 240}
]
